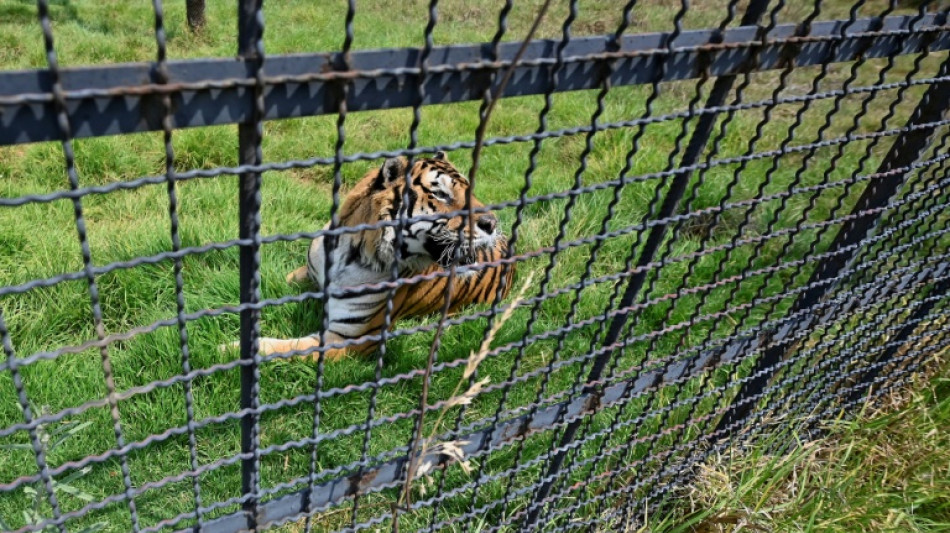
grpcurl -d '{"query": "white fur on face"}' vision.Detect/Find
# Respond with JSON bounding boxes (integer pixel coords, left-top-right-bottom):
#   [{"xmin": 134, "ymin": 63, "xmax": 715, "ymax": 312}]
[
  {"xmin": 424, "ymin": 169, "xmax": 499, "ymax": 243},
  {"xmin": 429, "ymin": 170, "xmax": 453, "ymax": 197},
  {"xmin": 378, "ymin": 167, "xmax": 502, "ymax": 269},
  {"xmin": 403, "ymin": 219, "xmax": 435, "ymax": 255}
]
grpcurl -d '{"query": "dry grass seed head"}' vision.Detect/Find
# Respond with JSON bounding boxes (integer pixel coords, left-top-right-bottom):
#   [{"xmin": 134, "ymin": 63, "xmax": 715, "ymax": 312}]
[{"xmin": 463, "ymin": 272, "xmax": 535, "ymax": 380}]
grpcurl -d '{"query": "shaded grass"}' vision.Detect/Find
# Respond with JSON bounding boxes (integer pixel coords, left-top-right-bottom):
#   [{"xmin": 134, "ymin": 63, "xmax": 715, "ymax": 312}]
[
  {"xmin": 652, "ymin": 363, "xmax": 950, "ymax": 533},
  {"xmin": 1, "ymin": 0, "xmax": 948, "ymax": 531}
]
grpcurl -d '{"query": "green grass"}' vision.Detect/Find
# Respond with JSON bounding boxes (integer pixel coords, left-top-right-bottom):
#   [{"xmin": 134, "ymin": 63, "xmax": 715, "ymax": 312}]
[
  {"xmin": 1, "ymin": 0, "xmax": 948, "ymax": 531},
  {"xmin": 647, "ymin": 364, "xmax": 950, "ymax": 533}
]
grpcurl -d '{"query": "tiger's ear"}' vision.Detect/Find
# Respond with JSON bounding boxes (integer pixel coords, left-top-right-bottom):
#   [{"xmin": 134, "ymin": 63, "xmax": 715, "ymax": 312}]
[
  {"xmin": 433, "ymin": 151, "xmax": 447, "ymax": 161},
  {"xmin": 373, "ymin": 157, "xmax": 407, "ymax": 190}
]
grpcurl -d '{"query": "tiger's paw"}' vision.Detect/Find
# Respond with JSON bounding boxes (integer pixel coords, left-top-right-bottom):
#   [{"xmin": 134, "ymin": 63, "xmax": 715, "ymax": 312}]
[
  {"xmin": 218, "ymin": 340, "xmax": 240, "ymax": 353},
  {"xmin": 286, "ymin": 266, "xmax": 309, "ymax": 285}
]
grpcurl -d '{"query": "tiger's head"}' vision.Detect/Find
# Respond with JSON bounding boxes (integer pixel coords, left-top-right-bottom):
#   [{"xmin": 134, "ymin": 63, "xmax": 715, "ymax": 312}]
[{"xmin": 342, "ymin": 152, "xmax": 502, "ymax": 272}]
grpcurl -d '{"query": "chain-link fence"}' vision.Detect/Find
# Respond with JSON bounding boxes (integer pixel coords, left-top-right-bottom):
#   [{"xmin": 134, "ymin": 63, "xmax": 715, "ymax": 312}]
[{"xmin": 1, "ymin": 0, "xmax": 949, "ymax": 531}]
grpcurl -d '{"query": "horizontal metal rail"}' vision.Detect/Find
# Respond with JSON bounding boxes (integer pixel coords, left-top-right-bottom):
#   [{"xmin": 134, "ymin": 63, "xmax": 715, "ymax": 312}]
[
  {"xmin": 0, "ymin": 14, "xmax": 947, "ymax": 145},
  {"xmin": 194, "ymin": 333, "xmax": 754, "ymax": 533}
]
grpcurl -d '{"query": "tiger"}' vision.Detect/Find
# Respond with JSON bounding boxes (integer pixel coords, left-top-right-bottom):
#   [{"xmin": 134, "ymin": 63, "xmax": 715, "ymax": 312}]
[{"xmin": 247, "ymin": 152, "xmax": 514, "ymax": 361}]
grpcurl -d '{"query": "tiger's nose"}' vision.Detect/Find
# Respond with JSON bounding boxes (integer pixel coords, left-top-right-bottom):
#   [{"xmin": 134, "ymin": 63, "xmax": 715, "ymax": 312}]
[{"xmin": 476, "ymin": 214, "xmax": 497, "ymax": 235}]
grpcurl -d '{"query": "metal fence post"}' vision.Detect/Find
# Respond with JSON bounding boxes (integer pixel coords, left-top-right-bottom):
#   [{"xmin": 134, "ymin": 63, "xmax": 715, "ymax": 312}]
[
  {"xmin": 237, "ymin": 0, "xmax": 265, "ymax": 529},
  {"xmin": 713, "ymin": 47, "xmax": 950, "ymax": 438},
  {"xmin": 187, "ymin": 0, "xmax": 206, "ymax": 31},
  {"xmin": 521, "ymin": 0, "xmax": 774, "ymax": 526}
]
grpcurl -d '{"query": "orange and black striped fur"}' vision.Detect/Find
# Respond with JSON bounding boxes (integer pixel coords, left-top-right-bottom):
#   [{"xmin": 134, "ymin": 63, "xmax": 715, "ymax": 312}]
[{"xmin": 258, "ymin": 152, "xmax": 513, "ymax": 360}]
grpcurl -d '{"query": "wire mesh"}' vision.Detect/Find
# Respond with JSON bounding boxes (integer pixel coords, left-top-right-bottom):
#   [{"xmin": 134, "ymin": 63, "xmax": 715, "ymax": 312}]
[{"xmin": 1, "ymin": 1, "xmax": 949, "ymax": 532}]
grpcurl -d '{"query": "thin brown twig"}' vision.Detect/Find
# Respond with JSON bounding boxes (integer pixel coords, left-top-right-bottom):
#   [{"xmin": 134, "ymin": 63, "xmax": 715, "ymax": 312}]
[
  {"xmin": 401, "ymin": 265, "xmax": 458, "ymax": 508},
  {"xmin": 466, "ymin": 0, "xmax": 556, "ymax": 250},
  {"xmin": 422, "ymin": 273, "xmax": 535, "ymax": 448},
  {"xmin": 399, "ymin": 274, "xmax": 533, "ymax": 507},
  {"xmin": 400, "ymin": 1, "xmax": 555, "ymax": 508}
]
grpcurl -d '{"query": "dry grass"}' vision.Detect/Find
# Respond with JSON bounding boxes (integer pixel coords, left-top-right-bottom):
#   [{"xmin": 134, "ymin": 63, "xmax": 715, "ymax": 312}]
[{"xmin": 670, "ymin": 359, "xmax": 950, "ymax": 533}]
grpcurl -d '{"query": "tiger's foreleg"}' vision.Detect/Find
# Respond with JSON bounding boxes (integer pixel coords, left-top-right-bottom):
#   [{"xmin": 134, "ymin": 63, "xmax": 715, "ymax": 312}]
[
  {"xmin": 221, "ymin": 289, "xmax": 398, "ymax": 360},
  {"xmin": 256, "ymin": 333, "xmax": 371, "ymax": 361},
  {"xmin": 221, "ymin": 331, "xmax": 378, "ymax": 361}
]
